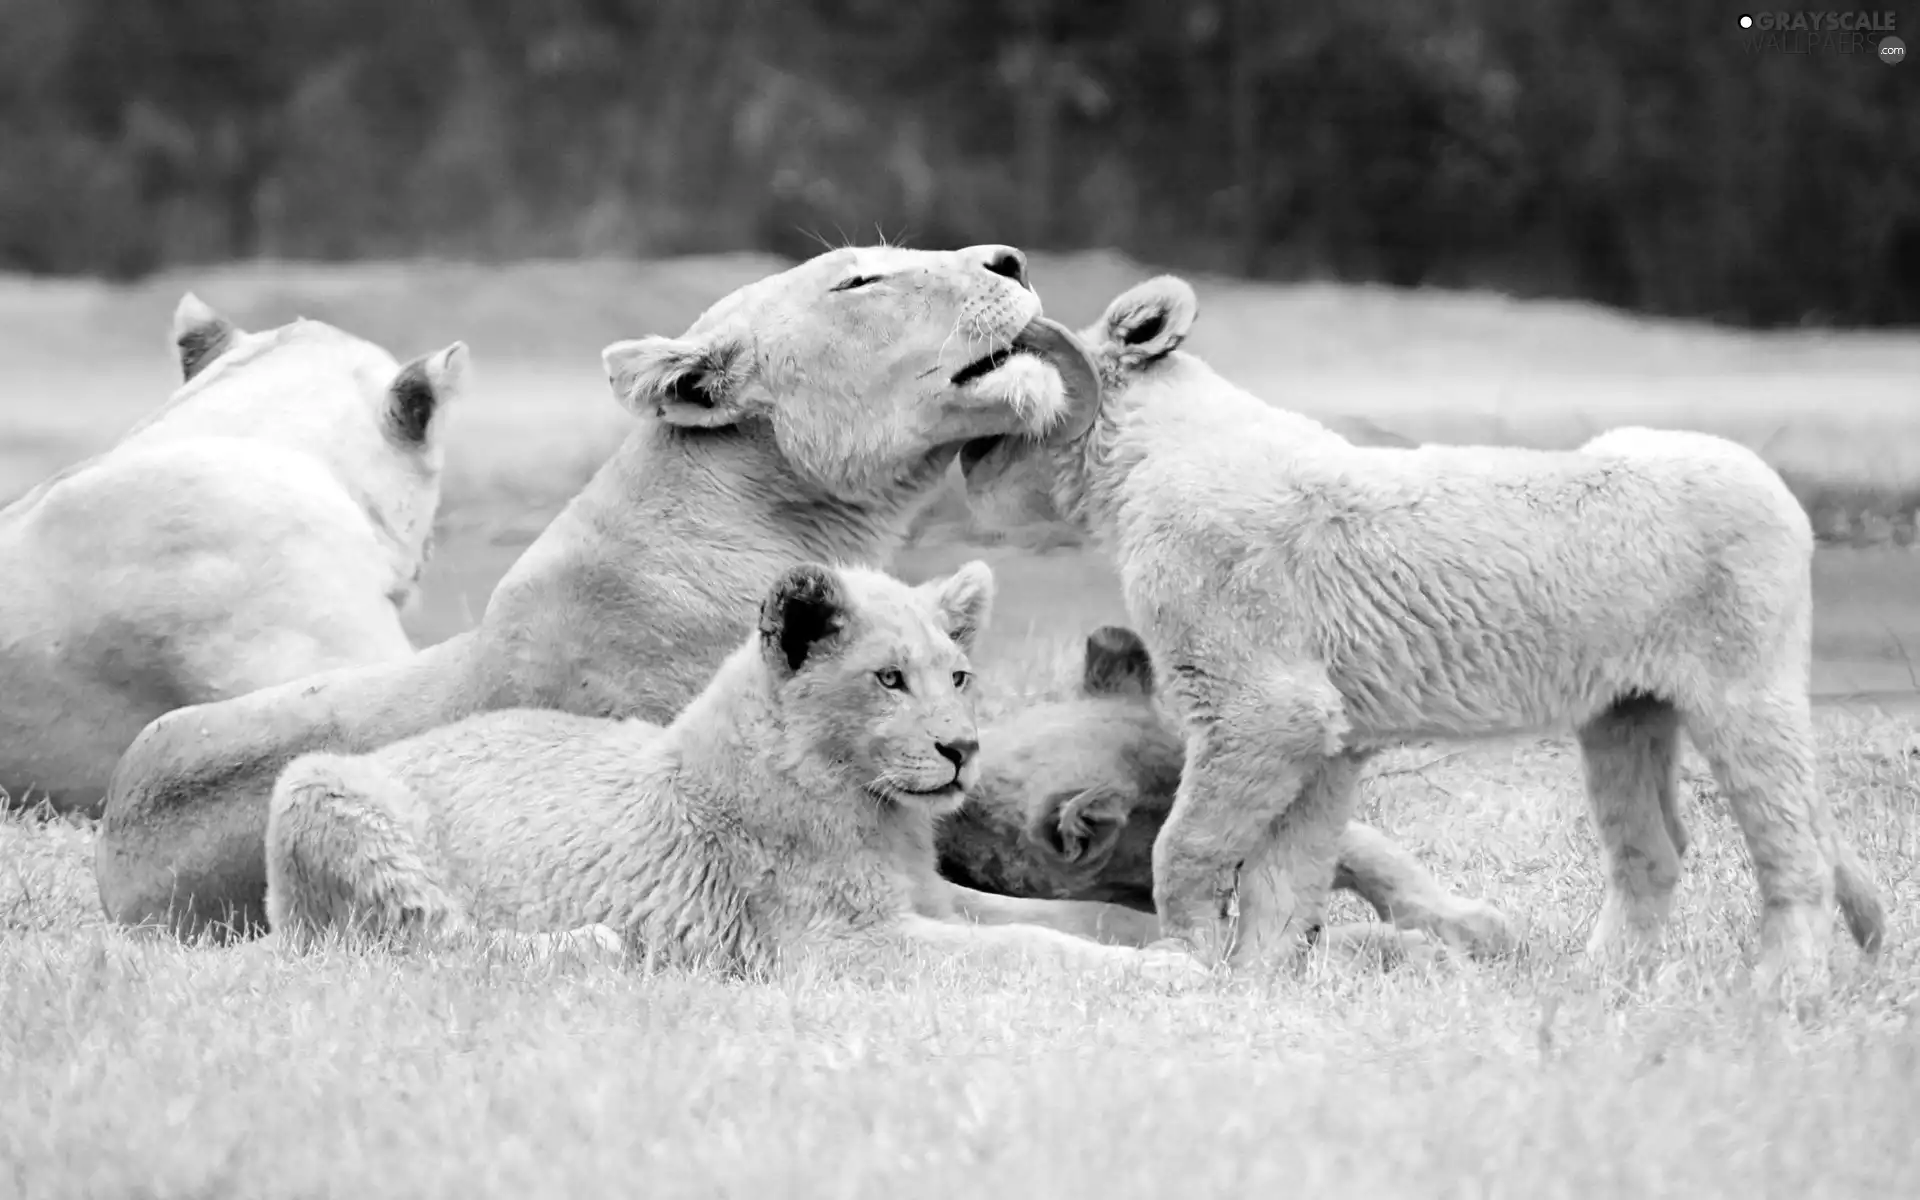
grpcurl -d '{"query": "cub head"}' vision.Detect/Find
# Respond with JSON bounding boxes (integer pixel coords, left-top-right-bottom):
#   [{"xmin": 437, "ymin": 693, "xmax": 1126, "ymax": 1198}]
[
  {"xmin": 957, "ymin": 275, "xmax": 1198, "ymax": 533},
  {"xmin": 934, "ymin": 625, "xmax": 1182, "ymax": 910},
  {"xmin": 163, "ymin": 293, "xmax": 469, "ymax": 611},
  {"xmin": 600, "ymin": 245, "xmax": 1103, "ymax": 499},
  {"xmin": 756, "ymin": 559, "xmax": 995, "ymax": 817},
  {"xmin": 957, "ymin": 274, "xmax": 1411, "ymax": 537}
]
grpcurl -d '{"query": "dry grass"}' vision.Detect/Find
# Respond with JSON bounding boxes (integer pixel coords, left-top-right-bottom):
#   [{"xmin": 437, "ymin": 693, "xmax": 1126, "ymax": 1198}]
[{"xmin": 4, "ymin": 637, "xmax": 1920, "ymax": 1198}]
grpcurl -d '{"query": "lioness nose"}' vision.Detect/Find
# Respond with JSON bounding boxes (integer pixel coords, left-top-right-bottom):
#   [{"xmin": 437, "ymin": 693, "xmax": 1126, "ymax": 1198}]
[
  {"xmin": 969, "ymin": 245, "xmax": 1029, "ymax": 289},
  {"xmin": 936, "ymin": 738, "xmax": 979, "ymax": 770}
]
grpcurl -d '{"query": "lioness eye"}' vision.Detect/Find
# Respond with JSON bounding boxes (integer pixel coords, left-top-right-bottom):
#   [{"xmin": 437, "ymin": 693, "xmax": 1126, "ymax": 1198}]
[
  {"xmin": 952, "ymin": 670, "xmax": 971, "ymax": 690},
  {"xmin": 876, "ymin": 668, "xmax": 907, "ymax": 691},
  {"xmin": 833, "ymin": 274, "xmax": 882, "ymax": 292}
]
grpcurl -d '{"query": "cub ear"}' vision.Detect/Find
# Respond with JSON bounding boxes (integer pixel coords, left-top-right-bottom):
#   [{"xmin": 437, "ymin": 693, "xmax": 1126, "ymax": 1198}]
[
  {"xmin": 602, "ymin": 331, "xmax": 754, "ymax": 428},
  {"xmin": 1098, "ymin": 276, "xmax": 1197, "ymax": 366},
  {"xmin": 385, "ymin": 342, "xmax": 470, "ymax": 447},
  {"xmin": 1080, "ymin": 625, "xmax": 1155, "ymax": 699},
  {"xmin": 759, "ymin": 563, "xmax": 851, "ymax": 678},
  {"xmin": 1027, "ymin": 784, "xmax": 1133, "ymax": 866},
  {"xmin": 171, "ymin": 292, "xmax": 240, "ymax": 382},
  {"xmin": 923, "ymin": 560, "xmax": 996, "ymax": 654}
]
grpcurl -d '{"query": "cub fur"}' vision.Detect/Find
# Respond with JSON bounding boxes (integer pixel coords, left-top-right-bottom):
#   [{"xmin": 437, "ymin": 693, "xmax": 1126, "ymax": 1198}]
[
  {"xmin": 103, "ymin": 243, "xmax": 1108, "ymax": 939},
  {"xmin": 265, "ymin": 561, "xmax": 1197, "ymax": 981},
  {"xmin": 959, "ymin": 275, "xmax": 1887, "ymax": 995},
  {"xmin": 0, "ymin": 295, "xmax": 463, "ymax": 815},
  {"xmin": 936, "ymin": 625, "xmax": 1514, "ymax": 959}
]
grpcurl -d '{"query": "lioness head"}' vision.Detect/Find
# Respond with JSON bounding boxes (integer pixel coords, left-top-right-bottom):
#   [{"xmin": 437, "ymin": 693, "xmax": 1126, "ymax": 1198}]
[
  {"xmin": 956, "ymin": 275, "xmax": 1199, "ymax": 531},
  {"xmin": 164, "ymin": 292, "xmax": 470, "ymax": 607},
  {"xmin": 600, "ymin": 246, "xmax": 1102, "ymax": 498},
  {"xmin": 935, "ymin": 625, "xmax": 1179, "ymax": 910},
  {"xmin": 755, "ymin": 559, "xmax": 995, "ymax": 815}
]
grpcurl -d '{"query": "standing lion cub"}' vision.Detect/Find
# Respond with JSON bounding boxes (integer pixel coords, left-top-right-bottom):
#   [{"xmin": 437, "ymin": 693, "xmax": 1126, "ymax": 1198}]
[
  {"xmin": 959, "ymin": 275, "xmax": 1887, "ymax": 997},
  {"xmin": 264, "ymin": 560, "xmax": 1201, "ymax": 981}
]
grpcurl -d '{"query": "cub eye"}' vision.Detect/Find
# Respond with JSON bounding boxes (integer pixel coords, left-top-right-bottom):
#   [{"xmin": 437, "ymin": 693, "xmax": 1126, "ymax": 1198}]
[
  {"xmin": 833, "ymin": 274, "xmax": 883, "ymax": 292},
  {"xmin": 876, "ymin": 668, "xmax": 908, "ymax": 691},
  {"xmin": 952, "ymin": 670, "xmax": 972, "ymax": 690}
]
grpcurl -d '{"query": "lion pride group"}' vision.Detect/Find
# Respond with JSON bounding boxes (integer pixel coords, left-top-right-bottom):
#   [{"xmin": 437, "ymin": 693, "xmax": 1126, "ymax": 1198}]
[{"xmin": 0, "ymin": 244, "xmax": 1887, "ymax": 999}]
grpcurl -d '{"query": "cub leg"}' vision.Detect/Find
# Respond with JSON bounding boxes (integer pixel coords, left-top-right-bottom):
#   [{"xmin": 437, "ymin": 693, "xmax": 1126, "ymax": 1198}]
[
  {"xmin": 1683, "ymin": 687, "xmax": 1860, "ymax": 996},
  {"xmin": 1218, "ymin": 748, "xmax": 1363, "ymax": 966},
  {"xmin": 1577, "ymin": 693, "xmax": 1686, "ymax": 973},
  {"xmin": 1152, "ymin": 666, "xmax": 1348, "ymax": 968},
  {"xmin": 264, "ymin": 751, "xmax": 467, "ymax": 949},
  {"xmin": 1308, "ymin": 921, "xmax": 1442, "ymax": 966},
  {"xmin": 1332, "ymin": 822, "xmax": 1517, "ymax": 960},
  {"xmin": 1017, "ymin": 777, "xmax": 1515, "ymax": 957},
  {"xmin": 266, "ymin": 753, "xmax": 626, "ymax": 964}
]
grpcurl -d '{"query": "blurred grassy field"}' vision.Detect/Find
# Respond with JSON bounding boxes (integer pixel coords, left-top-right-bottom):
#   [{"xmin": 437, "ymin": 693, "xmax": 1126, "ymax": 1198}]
[{"xmin": 3, "ymin": 254, "xmax": 1920, "ymax": 1195}]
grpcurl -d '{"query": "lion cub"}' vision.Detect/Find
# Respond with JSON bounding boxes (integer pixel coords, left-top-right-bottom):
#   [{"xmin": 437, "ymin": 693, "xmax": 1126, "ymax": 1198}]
[
  {"xmin": 264, "ymin": 560, "xmax": 1201, "ymax": 980},
  {"xmin": 939, "ymin": 625, "xmax": 1513, "ymax": 960}
]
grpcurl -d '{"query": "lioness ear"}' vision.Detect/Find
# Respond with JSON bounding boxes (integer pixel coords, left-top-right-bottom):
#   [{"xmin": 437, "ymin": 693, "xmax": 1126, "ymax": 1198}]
[
  {"xmin": 1080, "ymin": 625, "xmax": 1155, "ymax": 699},
  {"xmin": 602, "ymin": 333, "xmax": 754, "ymax": 428},
  {"xmin": 758, "ymin": 563, "xmax": 851, "ymax": 678},
  {"xmin": 1098, "ymin": 276, "xmax": 1197, "ymax": 366},
  {"xmin": 1028, "ymin": 784, "xmax": 1133, "ymax": 866},
  {"xmin": 924, "ymin": 560, "xmax": 995, "ymax": 654},
  {"xmin": 172, "ymin": 292, "xmax": 240, "ymax": 382},
  {"xmin": 385, "ymin": 342, "xmax": 469, "ymax": 447}
]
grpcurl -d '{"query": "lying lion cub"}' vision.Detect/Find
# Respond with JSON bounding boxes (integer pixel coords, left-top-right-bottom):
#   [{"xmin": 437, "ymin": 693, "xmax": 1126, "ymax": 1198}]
[{"xmin": 264, "ymin": 560, "xmax": 1201, "ymax": 980}]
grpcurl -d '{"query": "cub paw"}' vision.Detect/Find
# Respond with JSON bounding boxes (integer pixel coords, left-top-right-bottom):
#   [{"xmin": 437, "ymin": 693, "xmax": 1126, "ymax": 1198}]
[
  {"xmin": 1435, "ymin": 899, "xmax": 1518, "ymax": 960},
  {"xmin": 565, "ymin": 923, "xmax": 629, "ymax": 962}
]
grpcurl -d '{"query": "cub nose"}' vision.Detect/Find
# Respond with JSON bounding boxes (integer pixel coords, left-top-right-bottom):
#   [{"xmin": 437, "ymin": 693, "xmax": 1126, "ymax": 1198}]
[
  {"xmin": 935, "ymin": 738, "xmax": 979, "ymax": 770},
  {"xmin": 969, "ymin": 245, "xmax": 1029, "ymax": 289}
]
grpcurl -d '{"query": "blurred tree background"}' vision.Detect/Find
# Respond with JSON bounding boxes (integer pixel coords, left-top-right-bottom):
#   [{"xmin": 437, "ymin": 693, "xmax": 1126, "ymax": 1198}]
[{"xmin": 0, "ymin": 0, "xmax": 1914, "ymax": 326}]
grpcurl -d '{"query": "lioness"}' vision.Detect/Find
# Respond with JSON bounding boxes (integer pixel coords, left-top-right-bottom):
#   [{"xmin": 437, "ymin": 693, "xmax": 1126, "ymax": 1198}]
[
  {"xmin": 938, "ymin": 625, "xmax": 1515, "ymax": 959},
  {"xmin": 959, "ymin": 275, "xmax": 1886, "ymax": 994},
  {"xmin": 0, "ymin": 295, "xmax": 464, "ymax": 815},
  {"xmin": 266, "ymin": 560, "xmax": 1198, "ymax": 979}
]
